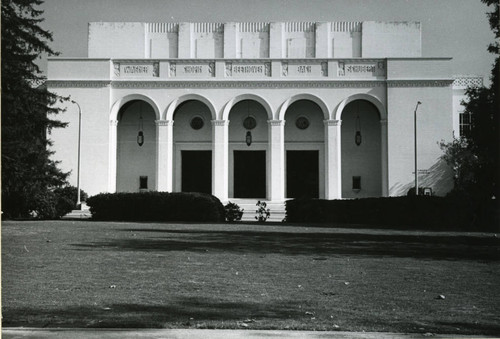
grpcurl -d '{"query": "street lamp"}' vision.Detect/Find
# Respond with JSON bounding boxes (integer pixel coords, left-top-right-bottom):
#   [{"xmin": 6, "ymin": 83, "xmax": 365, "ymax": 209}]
[
  {"xmin": 71, "ymin": 100, "xmax": 82, "ymax": 208},
  {"xmin": 414, "ymin": 101, "xmax": 422, "ymax": 196}
]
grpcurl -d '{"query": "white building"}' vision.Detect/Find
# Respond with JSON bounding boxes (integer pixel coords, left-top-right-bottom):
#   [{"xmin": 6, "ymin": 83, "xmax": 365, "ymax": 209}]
[{"xmin": 47, "ymin": 21, "xmax": 482, "ymax": 207}]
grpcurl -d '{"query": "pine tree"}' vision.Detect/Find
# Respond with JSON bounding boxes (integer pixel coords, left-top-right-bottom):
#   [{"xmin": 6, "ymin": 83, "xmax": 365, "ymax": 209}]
[{"xmin": 1, "ymin": 0, "xmax": 69, "ymax": 218}]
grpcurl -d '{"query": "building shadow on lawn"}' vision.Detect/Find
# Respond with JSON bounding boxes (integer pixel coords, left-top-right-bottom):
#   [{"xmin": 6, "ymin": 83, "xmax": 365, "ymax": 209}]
[
  {"xmin": 71, "ymin": 230, "xmax": 500, "ymax": 261},
  {"xmin": 3, "ymin": 296, "xmax": 302, "ymax": 328}
]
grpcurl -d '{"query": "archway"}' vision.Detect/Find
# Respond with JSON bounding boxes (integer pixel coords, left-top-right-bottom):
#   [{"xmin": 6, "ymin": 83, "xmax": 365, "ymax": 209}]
[
  {"xmin": 228, "ymin": 99, "xmax": 269, "ymax": 199},
  {"xmin": 173, "ymin": 100, "xmax": 213, "ymax": 194},
  {"xmin": 284, "ymin": 100, "xmax": 325, "ymax": 198},
  {"xmin": 340, "ymin": 99, "xmax": 382, "ymax": 198},
  {"xmin": 116, "ymin": 100, "xmax": 157, "ymax": 192}
]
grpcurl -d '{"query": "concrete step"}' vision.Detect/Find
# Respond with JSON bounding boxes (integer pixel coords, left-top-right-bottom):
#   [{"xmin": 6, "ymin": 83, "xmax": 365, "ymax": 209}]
[
  {"xmin": 227, "ymin": 200, "xmax": 286, "ymax": 222},
  {"xmin": 62, "ymin": 209, "xmax": 91, "ymax": 219}
]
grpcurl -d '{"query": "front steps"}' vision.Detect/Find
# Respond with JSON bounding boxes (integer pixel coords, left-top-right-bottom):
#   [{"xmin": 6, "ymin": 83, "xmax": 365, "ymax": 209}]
[{"xmin": 226, "ymin": 199, "xmax": 286, "ymax": 223}]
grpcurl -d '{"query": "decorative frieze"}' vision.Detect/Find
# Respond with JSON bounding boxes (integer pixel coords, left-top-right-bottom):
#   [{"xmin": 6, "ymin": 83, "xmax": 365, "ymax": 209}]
[
  {"xmin": 169, "ymin": 61, "xmax": 216, "ymax": 78},
  {"xmin": 387, "ymin": 79, "xmax": 453, "ymax": 87},
  {"xmin": 282, "ymin": 61, "xmax": 328, "ymax": 77},
  {"xmin": 113, "ymin": 61, "xmax": 159, "ymax": 78},
  {"xmin": 338, "ymin": 60, "xmax": 385, "ymax": 78},
  {"xmin": 225, "ymin": 61, "xmax": 271, "ymax": 78}
]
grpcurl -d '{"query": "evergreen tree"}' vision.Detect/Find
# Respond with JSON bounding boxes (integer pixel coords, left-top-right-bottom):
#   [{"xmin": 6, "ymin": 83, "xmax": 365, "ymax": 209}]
[
  {"xmin": 1, "ymin": 0, "xmax": 69, "ymax": 218},
  {"xmin": 441, "ymin": 0, "xmax": 499, "ymax": 202}
]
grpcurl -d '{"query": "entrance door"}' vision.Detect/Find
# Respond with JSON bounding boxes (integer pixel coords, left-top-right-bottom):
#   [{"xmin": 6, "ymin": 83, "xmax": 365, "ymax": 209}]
[
  {"xmin": 287, "ymin": 151, "xmax": 319, "ymax": 198},
  {"xmin": 234, "ymin": 151, "xmax": 266, "ymax": 198},
  {"xmin": 182, "ymin": 151, "xmax": 212, "ymax": 194}
]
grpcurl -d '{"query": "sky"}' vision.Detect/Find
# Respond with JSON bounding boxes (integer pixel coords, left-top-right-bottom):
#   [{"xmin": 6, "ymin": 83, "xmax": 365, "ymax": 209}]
[{"xmin": 38, "ymin": 0, "xmax": 496, "ymax": 82}]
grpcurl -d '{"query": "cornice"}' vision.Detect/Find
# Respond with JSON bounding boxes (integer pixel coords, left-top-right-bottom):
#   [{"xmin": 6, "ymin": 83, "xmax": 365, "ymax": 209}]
[
  {"xmin": 387, "ymin": 79, "xmax": 453, "ymax": 87},
  {"xmin": 110, "ymin": 80, "xmax": 387, "ymax": 89},
  {"xmin": 46, "ymin": 79, "xmax": 454, "ymax": 89},
  {"xmin": 47, "ymin": 80, "xmax": 111, "ymax": 88}
]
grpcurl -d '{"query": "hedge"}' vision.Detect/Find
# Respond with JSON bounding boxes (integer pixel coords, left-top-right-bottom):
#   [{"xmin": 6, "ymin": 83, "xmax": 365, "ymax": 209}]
[
  {"xmin": 285, "ymin": 196, "xmax": 499, "ymax": 232},
  {"xmin": 86, "ymin": 191, "xmax": 225, "ymax": 222}
]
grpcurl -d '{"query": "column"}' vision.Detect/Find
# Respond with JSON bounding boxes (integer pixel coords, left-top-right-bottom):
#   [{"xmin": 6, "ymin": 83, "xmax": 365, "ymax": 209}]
[
  {"xmin": 268, "ymin": 120, "xmax": 285, "ymax": 201},
  {"xmin": 212, "ymin": 120, "xmax": 229, "ymax": 202},
  {"xmin": 155, "ymin": 120, "xmax": 174, "ymax": 192},
  {"xmin": 324, "ymin": 119, "xmax": 342, "ymax": 199},
  {"xmin": 380, "ymin": 119, "xmax": 389, "ymax": 196},
  {"xmin": 108, "ymin": 120, "xmax": 118, "ymax": 193}
]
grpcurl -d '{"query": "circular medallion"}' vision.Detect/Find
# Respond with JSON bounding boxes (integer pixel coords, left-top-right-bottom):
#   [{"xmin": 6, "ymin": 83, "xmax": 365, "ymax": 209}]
[
  {"xmin": 190, "ymin": 116, "xmax": 204, "ymax": 130},
  {"xmin": 296, "ymin": 116, "xmax": 310, "ymax": 130},
  {"xmin": 243, "ymin": 116, "xmax": 257, "ymax": 130}
]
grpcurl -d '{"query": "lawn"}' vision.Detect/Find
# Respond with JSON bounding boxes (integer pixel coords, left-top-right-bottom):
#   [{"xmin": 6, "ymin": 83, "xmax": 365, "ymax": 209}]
[{"xmin": 2, "ymin": 220, "xmax": 500, "ymax": 335}]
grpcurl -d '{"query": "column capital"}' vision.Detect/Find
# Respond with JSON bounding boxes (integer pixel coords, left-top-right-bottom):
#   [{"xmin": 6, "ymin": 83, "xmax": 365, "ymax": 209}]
[
  {"xmin": 268, "ymin": 119, "xmax": 285, "ymax": 126},
  {"xmin": 211, "ymin": 120, "xmax": 229, "ymax": 126},
  {"xmin": 380, "ymin": 119, "xmax": 388, "ymax": 126},
  {"xmin": 155, "ymin": 119, "xmax": 174, "ymax": 126},
  {"xmin": 109, "ymin": 120, "xmax": 118, "ymax": 127},
  {"xmin": 324, "ymin": 119, "xmax": 341, "ymax": 126}
]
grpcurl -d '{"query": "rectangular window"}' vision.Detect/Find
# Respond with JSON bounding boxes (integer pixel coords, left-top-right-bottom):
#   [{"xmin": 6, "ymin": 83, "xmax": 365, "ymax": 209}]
[
  {"xmin": 352, "ymin": 176, "xmax": 361, "ymax": 190},
  {"xmin": 459, "ymin": 112, "xmax": 473, "ymax": 137},
  {"xmin": 139, "ymin": 176, "xmax": 148, "ymax": 190}
]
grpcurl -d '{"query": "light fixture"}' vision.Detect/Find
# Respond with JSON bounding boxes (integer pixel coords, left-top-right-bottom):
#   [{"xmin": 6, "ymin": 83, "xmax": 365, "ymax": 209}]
[
  {"xmin": 355, "ymin": 114, "xmax": 362, "ymax": 146},
  {"xmin": 243, "ymin": 101, "xmax": 255, "ymax": 147},
  {"xmin": 137, "ymin": 102, "xmax": 144, "ymax": 146},
  {"xmin": 246, "ymin": 131, "xmax": 252, "ymax": 146}
]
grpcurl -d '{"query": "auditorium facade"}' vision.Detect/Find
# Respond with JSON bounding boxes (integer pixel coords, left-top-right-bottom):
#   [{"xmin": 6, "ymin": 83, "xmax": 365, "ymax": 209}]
[{"xmin": 47, "ymin": 21, "xmax": 481, "ymax": 203}]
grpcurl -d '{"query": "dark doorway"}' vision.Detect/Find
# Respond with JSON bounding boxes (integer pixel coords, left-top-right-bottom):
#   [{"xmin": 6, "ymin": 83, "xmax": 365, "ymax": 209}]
[
  {"xmin": 182, "ymin": 151, "xmax": 212, "ymax": 194},
  {"xmin": 287, "ymin": 151, "xmax": 319, "ymax": 198},
  {"xmin": 234, "ymin": 151, "xmax": 266, "ymax": 198}
]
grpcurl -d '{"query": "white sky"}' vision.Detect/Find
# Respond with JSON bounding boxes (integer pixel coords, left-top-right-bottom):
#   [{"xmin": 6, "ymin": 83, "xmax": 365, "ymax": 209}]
[{"xmin": 39, "ymin": 0, "xmax": 496, "ymax": 81}]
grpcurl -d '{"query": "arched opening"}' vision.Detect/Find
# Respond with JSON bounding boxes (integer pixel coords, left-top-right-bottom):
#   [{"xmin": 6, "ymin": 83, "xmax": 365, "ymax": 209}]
[
  {"xmin": 228, "ymin": 99, "xmax": 268, "ymax": 199},
  {"xmin": 284, "ymin": 100, "xmax": 325, "ymax": 198},
  {"xmin": 340, "ymin": 99, "xmax": 382, "ymax": 198},
  {"xmin": 173, "ymin": 100, "xmax": 213, "ymax": 194},
  {"xmin": 117, "ymin": 100, "xmax": 157, "ymax": 192}
]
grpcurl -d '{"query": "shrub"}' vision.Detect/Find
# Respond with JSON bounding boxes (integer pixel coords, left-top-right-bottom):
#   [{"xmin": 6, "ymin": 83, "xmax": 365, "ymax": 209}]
[
  {"xmin": 86, "ymin": 191, "xmax": 225, "ymax": 222},
  {"xmin": 225, "ymin": 202, "xmax": 244, "ymax": 222},
  {"xmin": 285, "ymin": 196, "xmax": 498, "ymax": 232},
  {"xmin": 255, "ymin": 200, "xmax": 270, "ymax": 222}
]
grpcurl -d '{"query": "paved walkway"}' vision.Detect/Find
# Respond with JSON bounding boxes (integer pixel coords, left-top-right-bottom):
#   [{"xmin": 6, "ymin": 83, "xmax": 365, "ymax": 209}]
[{"xmin": 2, "ymin": 328, "xmax": 498, "ymax": 339}]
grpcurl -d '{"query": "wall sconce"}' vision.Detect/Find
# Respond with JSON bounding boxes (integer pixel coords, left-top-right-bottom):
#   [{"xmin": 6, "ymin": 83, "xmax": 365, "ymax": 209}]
[
  {"xmin": 246, "ymin": 131, "xmax": 252, "ymax": 146},
  {"xmin": 137, "ymin": 104, "xmax": 144, "ymax": 147},
  {"xmin": 355, "ymin": 114, "xmax": 362, "ymax": 146}
]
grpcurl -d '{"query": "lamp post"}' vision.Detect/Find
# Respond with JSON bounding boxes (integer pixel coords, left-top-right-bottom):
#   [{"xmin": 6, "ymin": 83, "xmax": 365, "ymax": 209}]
[
  {"xmin": 414, "ymin": 101, "xmax": 422, "ymax": 196},
  {"xmin": 71, "ymin": 100, "xmax": 82, "ymax": 208}
]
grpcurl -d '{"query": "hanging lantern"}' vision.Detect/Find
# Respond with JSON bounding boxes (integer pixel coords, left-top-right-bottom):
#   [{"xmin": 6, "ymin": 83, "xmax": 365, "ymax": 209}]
[
  {"xmin": 137, "ymin": 104, "xmax": 144, "ymax": 146},
  {"xmin": 246, "ymin": 131, "xmax": 252, "ymax": 146},
  {"xmin": 355, "ymin": 115, "xmax": 362, "ymax": 146}
]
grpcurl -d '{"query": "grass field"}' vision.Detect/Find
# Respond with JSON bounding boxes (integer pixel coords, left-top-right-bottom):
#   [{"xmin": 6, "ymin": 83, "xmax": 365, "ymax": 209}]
[{"xmin": 2, "ymin": 220, "xmax": 500, "ymax": 335}]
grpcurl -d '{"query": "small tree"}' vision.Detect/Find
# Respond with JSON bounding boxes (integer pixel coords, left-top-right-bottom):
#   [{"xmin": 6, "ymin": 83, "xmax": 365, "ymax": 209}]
[
  {"xmin": 1, "ymin": 0, "xmax": 69, "ymax": 218},
  {"xmin": 440, "ymin": 0, "xmax": 499, "ymax": 201}
]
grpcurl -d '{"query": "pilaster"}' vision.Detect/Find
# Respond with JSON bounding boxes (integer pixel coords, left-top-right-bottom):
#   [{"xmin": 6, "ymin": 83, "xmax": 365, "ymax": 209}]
[
  {"xmin": 324, "ymin": 119, "xmax": 342, "ymax": 199},
  {"xmin": 380, "ymin": 119, "xmax": 389, "ymax": 196},
  {"xmin": 212, "ymin": 120, "xmax": 229, "ymax": 201},
  {"xmin": 178, "ymin": 23, "xmax": 193, "ymax": 58},
  {"xmin": 108, "ymin": 120, "xmax": 119, "ymax": 193},
  {"xmin": 268, "ymin": 120, "xmax": 285, "ymax": 201},
  {"xmin": 155, "ymin": 120, "xmax": 174, "ymax": 192},
  {"xmin": 224, "ymin": 22, "xmax": 238, "ymax": 58},
  {"xmin": 315, "ymin": 22, "xmax": 330, "ymax": 58},
  {"xmin": 269, "ymin": 22, "xmax": 284, "ymax": 58}
]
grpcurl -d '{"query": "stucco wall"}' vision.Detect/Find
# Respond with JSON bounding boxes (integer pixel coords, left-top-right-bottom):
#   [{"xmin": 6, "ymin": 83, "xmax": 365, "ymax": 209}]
[
  {"xmin": 88, "ymin": 22, "xmax": 145, "ymax": 58},
  {"xmin": 387, "ymin": 86, "xmax": 454, "ymax": 197},
  {"xmin": 340, "ymin": 100, "xmax": 382, "ymax": 198},
  {"xmin": 362, "ymin": 22, "xmax": 421, "ymax": 58},
  {"xmin": 48, "ymin": 86, "xmax": 111, "ymax": 197},
  {"xmin": 117, "ymin": 101, "xmax": 157, "ymax": 192}
]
